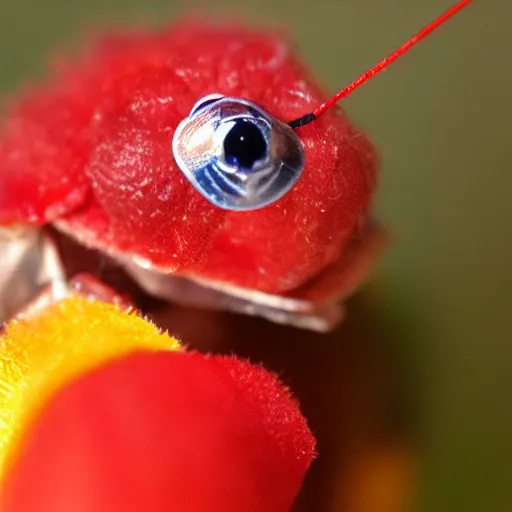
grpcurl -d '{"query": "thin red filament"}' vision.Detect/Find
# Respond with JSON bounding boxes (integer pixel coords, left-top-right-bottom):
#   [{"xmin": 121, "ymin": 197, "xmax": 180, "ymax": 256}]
[{"xmin": 289, "ymin": 0, "xmax": 472, "ymax": 128}]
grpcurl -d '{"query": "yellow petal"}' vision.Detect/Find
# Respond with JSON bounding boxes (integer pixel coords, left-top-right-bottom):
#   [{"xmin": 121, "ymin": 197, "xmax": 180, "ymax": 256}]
[{"xmin": 0, "ymin": 297, "xmax": 180, "ymax": 477}]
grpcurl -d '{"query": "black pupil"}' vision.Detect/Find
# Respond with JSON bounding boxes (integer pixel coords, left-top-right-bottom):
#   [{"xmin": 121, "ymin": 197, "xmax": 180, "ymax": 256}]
[{"xmin": 223, "ymin": 120, "xmax": 267, "ymax": 169}]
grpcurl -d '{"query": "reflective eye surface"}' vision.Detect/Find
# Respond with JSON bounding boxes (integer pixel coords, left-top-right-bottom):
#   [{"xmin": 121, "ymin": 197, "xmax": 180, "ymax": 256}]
[{"xmin": 172, "ymin": 95, "xmax": 305, "ymax": 211}]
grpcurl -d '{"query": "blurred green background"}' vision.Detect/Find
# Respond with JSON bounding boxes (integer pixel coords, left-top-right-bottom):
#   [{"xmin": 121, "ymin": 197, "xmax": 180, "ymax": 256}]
[{"xmin": 0, "ymin": 0, "xmax": 509, "ymax": 511}]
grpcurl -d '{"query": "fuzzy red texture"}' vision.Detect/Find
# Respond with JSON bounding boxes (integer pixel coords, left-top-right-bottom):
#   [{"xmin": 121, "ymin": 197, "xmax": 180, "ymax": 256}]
[
  {"xmin": 1, "ymin": 350, "xmax": 315, "ymax": 512},
  {"xmin": 0, "ymin": 21, "xmax": 377, "ymax": 292}
]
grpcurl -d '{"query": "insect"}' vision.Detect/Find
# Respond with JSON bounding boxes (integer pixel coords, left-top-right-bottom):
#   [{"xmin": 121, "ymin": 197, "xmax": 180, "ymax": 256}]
[{"xmin": 0, "ymin": 0, "xmax": 471, "ymax": 330}]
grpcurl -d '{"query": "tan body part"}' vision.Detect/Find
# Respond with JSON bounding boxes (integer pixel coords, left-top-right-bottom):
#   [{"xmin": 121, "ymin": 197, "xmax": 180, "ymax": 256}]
[{"xmin": 0, "ymin": 223, "xmax": 385, "ymax": 331}]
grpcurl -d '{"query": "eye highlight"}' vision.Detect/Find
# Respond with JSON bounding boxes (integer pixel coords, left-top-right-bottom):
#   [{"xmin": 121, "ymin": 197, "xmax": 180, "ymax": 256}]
[{"xmin": 172, "ymin": 95, "xmax": 305, "ymax": 211}]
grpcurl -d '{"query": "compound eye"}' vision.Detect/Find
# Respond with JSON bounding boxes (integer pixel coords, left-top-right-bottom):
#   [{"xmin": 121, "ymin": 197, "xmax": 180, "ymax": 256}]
[{"xmin": 172, "ymin": 95, "xmax": 304, "ymax": 211}]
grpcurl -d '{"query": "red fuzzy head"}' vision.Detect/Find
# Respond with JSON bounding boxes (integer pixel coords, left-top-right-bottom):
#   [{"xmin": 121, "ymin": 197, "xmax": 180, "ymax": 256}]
[{"xmin": 0, "ymin": 21, "xmax": 377, "ymax": 293}]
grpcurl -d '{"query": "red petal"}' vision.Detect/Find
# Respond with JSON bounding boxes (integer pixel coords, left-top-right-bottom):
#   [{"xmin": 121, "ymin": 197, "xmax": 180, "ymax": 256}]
[{"xmin": 1, "ymin": 351, "xmax": 315, "ymax": 512}]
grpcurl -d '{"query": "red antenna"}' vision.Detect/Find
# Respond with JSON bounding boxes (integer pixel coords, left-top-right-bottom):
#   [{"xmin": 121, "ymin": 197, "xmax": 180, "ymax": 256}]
[{"xmin": 289, "ymin": 0, "xmax": 473, "ymax": 129}]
